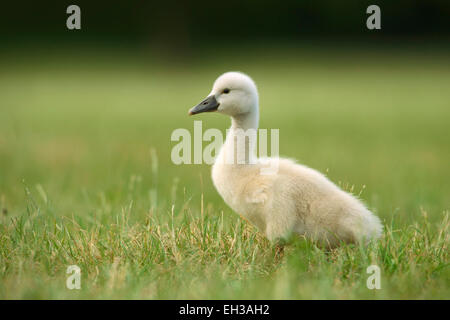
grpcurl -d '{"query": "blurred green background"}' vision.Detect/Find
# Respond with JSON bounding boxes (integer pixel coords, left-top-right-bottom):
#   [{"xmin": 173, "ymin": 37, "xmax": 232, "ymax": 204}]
[
  {"xmin": 1, "ymin": 44, "xmax": 449, "ymax": 222},
  {"xmin": 0, "ymin": 0, "xmax": 449, "ymax": 299}
]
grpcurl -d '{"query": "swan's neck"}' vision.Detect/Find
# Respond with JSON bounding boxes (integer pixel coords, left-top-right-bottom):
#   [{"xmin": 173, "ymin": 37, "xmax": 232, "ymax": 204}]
[
  {"xmin": 218, "ymin": 109, "xmax": 259, "ymax": 166},
  {"xmin": 231, "ymin": 110, "xmax": 259, "ymax": 132}
]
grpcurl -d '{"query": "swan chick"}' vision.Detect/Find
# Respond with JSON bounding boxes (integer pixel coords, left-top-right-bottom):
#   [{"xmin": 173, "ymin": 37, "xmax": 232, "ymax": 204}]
[{"xmin": 189, "ymin": 72, "xmax": 382, "ymax": 248}]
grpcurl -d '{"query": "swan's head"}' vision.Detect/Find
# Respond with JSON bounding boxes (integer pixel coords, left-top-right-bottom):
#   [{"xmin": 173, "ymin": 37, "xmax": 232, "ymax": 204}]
[{"xmin": 189, "ymin": 72, "xmax": 258, "ymax": 117}]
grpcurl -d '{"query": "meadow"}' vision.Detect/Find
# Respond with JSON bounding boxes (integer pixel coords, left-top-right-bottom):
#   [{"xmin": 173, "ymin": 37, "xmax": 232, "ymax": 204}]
[{"xmin": 0, "ymin": 44, "xmax": 449, "ymax": 299}]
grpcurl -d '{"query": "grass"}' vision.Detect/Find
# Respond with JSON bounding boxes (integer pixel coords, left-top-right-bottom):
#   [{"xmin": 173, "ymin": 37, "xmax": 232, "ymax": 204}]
[{"xmin": 0, "ymin": 45, "xmax": 449, "ymax": 299}]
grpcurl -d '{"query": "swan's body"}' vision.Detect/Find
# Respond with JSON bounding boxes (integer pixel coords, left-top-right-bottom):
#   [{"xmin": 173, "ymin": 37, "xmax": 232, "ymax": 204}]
[{"xmin": 189, "ymin": 72, "xmax": 382, "ymax": 247}]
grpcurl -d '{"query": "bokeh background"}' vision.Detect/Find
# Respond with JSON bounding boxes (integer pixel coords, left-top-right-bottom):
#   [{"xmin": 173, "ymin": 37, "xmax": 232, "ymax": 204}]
[{"xmin": 0, "ymin": 1, "xmax": 449, "ymax": 298}]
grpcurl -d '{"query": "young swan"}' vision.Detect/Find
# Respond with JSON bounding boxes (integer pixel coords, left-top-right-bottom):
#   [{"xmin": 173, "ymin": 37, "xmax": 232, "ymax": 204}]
[{"xmin": 189, "ymin": 72, "xmax": 382, "ymax": 248}]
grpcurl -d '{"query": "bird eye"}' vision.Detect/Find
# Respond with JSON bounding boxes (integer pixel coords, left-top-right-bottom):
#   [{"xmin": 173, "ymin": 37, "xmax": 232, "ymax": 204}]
[{"xmin": 223, "ymin": 88, "xmax": 230, "ymax": 94}]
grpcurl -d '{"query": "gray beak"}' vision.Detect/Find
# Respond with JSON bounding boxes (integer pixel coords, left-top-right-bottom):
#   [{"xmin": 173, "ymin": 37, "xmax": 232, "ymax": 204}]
[{"xmin": 189, "ymin": 95, "xmax": 219, "ymax": 115}]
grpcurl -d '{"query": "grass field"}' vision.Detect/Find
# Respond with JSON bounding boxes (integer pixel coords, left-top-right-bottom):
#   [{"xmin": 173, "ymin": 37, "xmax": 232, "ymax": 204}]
[{"xmin": 0, "ymin": 45, "xmax": 449, "ymax": 299}]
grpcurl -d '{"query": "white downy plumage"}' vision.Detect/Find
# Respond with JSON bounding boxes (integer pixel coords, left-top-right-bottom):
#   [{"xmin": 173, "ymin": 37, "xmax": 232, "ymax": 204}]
[{"xmin": 189, "ymin": 72, "xmax": 382, "ymax": 248}]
